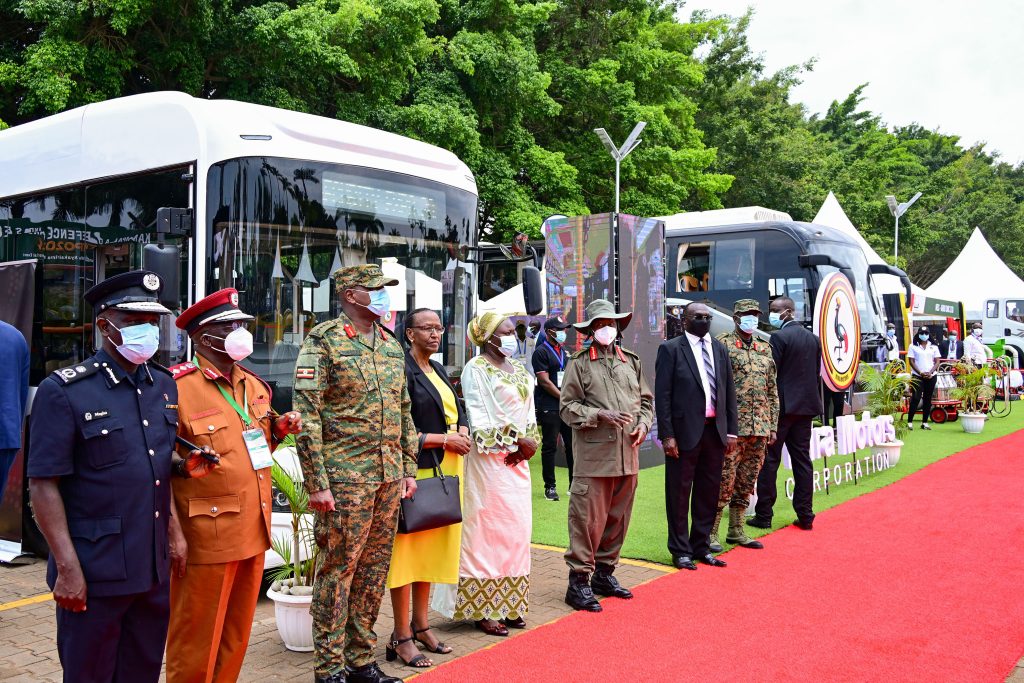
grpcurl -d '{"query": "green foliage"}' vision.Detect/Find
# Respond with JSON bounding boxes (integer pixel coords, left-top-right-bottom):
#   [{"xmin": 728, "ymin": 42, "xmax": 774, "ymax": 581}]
[
  {"xmin": 950, "ymin": 362, "xmax": 997, "ymax": 414},
  {"xmin": 269, "ymin": 454, "xmax": 317, "ymax": 586},
  {"xmin": 859, "ymin": 361, "xmax": 912, "ymax": 440}
]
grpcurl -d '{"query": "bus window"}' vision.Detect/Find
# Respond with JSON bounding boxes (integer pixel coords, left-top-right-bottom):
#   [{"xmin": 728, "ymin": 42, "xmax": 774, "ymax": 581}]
[
  {"xmin": 479, "ymin": 260, "xmax": 520, "ymax": 301},
  {"xmin": 710, "ymin": 238, "xmax": 754, "ymax": 291},
  {"xmin": 986, "ymin": 300, "xmax": 999, "ymax": 318},
  {"xmin": 769, "ymin": 278, "xmax": 809, "ymax": 318},
  {"xmin": 1006, "ymin": 300, "xmax": 1024, "ymax": 322},
  {"xmin": 207, "ymin": 157, "xmax": 477, "ymax": 414},
  {"xmin": 677, "ymin": 242, "xmax": 710, "ymax": 292}
]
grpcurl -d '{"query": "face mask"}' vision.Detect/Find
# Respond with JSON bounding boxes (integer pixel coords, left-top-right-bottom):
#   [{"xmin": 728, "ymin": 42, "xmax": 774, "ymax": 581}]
[
  {"xmin": 769, "ymin": 312, "xmax": 785, "ymax": 329},
  {"xmin": 973, "ymin": 329, "xmax": 982, "ymax": 338},
  {"xmin": 918, "ymin": 333, "xmax": 929, "ymax": 341},
  {"xmin": 355, "ymin": 289, "xmax": 390, "ymax": 317},
  {"xmin": 553, "ymin": 331, "xmax": 567, "ymax": 345},
  {"xmin": 887, "ymin": 329, "xmax": 896, "ymax": 338},
  {"xmin": 497, "ymin": 335, "xmax": 517, "ymax": 356},
  {"xmin": 592, "ymin": 325, "xmax": 618, "ymax": 346},
  {"xmin": 687, "ymin": 319, "xmax": 712, "ymax": 338},
  {"xmin": 105, "ymin": 320, "xmax": 160, "ymax": 364},
  {"xmin": 738, "ymin": 315, "xmax": 758, "ymax": 334},
  {"xmin": 207, "ymin": 327, "xmax": 254, "ymax": 361},
  {"xmin": 949, "ymin": 335, "xmax": 957, "ymax": 342}
]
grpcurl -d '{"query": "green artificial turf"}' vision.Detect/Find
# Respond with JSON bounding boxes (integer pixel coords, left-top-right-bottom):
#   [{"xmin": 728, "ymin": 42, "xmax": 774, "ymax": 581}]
[{"xmin": 530, "ymin": 407, "xmax": 1024, "ymax": 566}]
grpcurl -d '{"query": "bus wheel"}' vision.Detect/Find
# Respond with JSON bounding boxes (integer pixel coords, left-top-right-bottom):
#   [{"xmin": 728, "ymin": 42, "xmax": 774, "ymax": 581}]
[
  {"xmin": 21, "ymin": 478, "xmax": 49, "ymax": 559},
  {"xmin": 930, "ymin": 408, "xmax": 948, "ymax": 424}
]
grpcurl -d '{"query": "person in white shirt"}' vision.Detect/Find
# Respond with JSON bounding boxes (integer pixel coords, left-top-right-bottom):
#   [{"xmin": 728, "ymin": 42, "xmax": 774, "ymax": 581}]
[
  {"xmin": 906, "ymin": 326, "xmax": 942, "ymax": 430},
  {"xmin": 963, "ymin": 323, "xmax": 989, "ymax": 365},
  {"xmin": 882, "ymin": 323, "xmax": 901, "ymax": 362}
]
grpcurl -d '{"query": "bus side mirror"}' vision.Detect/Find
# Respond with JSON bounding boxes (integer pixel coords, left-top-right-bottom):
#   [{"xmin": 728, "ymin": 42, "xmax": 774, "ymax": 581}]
[
  {"xmin": 144, "ymin": 243, "xmax": 181, "ymax": 309},
  {"xmin": 522, "ymin": 266, "xmax": 543, "ymax": 316}
]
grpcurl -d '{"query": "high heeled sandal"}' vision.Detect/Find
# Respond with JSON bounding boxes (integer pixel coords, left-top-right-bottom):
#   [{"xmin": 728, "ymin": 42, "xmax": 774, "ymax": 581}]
[
  {"xmin": 412, "ymin": 624, "xmax": 453, "ymax": 654},
  {"xmin": 385, "ymin": 634, "xmax": 432, "ymax": 668}
]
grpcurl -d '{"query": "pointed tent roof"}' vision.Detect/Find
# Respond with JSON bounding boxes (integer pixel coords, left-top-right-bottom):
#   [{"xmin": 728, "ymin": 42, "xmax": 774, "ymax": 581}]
[{"xmin": 926, "ymin": 227, "xmax": 1024, "ymax": 319}]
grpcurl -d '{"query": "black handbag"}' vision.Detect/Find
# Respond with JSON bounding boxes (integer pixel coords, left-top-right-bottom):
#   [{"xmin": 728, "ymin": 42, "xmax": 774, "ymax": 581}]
[{"xmin": 397, "ymin": 436, "xmax": 462, "ymax": 534}]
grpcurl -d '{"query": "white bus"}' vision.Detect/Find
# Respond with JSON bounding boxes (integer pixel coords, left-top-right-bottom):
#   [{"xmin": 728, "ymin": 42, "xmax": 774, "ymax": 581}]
[{"xmin": 0, "ymin": 91, "xmax": 483, "ymax": 562}]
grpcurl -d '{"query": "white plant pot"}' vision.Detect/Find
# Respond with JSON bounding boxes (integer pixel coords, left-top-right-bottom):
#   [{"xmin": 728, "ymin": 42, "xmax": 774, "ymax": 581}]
[
  {"xmin": 267, "ymin": 587, "xmax": 314, "ymax": 652},
  {"xmin": 870, "ymin": 440, "xmax": 903, "ymax": 467},
  {"xmin": 960, "ymin": 412, "xmax": 988, "ymax": 434}
]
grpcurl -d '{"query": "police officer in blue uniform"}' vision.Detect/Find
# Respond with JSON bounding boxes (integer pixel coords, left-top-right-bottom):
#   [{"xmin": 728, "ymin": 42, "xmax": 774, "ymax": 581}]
[{"xmin": 28, "ymin": 270, "xmax": 214, "ymax": 683}]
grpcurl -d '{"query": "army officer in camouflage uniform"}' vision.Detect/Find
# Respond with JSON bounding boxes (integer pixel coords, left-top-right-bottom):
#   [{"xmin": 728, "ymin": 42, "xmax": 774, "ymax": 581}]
[
  {"xmin": 294, "ymin": 264, "xmax": 418, "ymax": 683},
  {"xmin": 711, "ymin": 299, "xmax": 779, "ymax": 552},
  {"xmin": 559, "ymin": 299, "xmax": 653, "ymax": 612}
]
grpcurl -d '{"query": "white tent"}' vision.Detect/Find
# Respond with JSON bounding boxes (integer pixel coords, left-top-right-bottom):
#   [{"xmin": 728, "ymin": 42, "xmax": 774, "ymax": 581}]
[{"xmin": 925, "ymin": 227, "xmax": 1024, "ymax": 319}]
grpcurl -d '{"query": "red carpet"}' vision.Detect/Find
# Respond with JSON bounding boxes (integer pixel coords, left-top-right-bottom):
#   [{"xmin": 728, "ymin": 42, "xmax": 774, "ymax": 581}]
[{"xmin": 417, "ymin": 430, "xmax": 1024, "ymax": 682}]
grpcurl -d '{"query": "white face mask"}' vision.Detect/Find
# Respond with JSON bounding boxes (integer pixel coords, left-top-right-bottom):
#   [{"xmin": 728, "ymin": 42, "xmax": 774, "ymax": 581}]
[
  {"xmin": 592, "ymin": 325, "xmax": 618, "ymax": 346},
  {"xmin": 497, "ymin": 335, "xmax": 517, "ymax": 357},
  {"xmin": 205, "ymin": 327, "xmax": 254, "ymax": 361},
  {"xmin": 104, "ymin": 319, "xmax": 160, "ymax": 364},
  {"xmin": 973, "ymin": 329, "xmax": 983, "ymax": 338}
]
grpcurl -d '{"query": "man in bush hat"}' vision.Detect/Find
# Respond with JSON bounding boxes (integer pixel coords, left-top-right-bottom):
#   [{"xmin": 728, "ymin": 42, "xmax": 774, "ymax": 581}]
[
  {"xmin": 294, "ymin": 264, "xmax": 418, "ymax": 683},
  {"xmin": 27, "ymin": 270, "xmax": 209, "ymax": 682},
  {"xmin": 710, "ymin": 299, "xmax": 778, "ymax": 553},
  {"xmin": 164, "ymin": 288, "xmax": 302, "ymax": 683},
  {"xmin": 559, "ymin": 299, "xmax": 653, "ymax": 612}
]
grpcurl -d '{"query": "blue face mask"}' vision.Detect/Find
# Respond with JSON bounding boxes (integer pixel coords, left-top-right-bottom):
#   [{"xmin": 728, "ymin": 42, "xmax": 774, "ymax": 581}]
[
  {"xmin": 357, "ymin": 289, "xmax": 390, "ymax": 317},
  {"xmin": 105, "ymin": 320, "xmax": 160, "ymax": 364},
  {"xmin": 918, "ymin": 333, "xmax": 929, "ymax": 342},
  {"xmin": 887, "ymin": 329, "xmax": 896, "ymax": 337},
  {"xmin": 553, "ymin": 331, "xmax": 567, "ymax": 345},
  {"xmin": 768, "ymin": 312, "xmax": 785, "ymax": 329},
  {"xmin": 738, "ymin": 315, "xmax": 758, "ymax": 334}
]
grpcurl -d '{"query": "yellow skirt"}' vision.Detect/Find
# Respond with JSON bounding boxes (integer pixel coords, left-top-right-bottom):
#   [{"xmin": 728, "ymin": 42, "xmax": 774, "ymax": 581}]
[{"xmin": 386, "ymin": 451, "xmax": 464, "ymax": 588}]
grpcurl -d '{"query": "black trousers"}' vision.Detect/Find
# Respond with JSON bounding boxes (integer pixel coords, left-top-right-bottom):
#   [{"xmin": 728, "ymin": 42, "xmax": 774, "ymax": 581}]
[
  {"xmin": 537, "ymin": 408, "xmax": 574, "ymax": 488},
  {"xmin": 755, "ymin": 414, "xmax": 815, "ymax": 525},
  {"xmin": 56, "ymin": 579, "xmax": 170, "ymax": 682},
  {"xmin": 823, "ymin": 387, "xmax": 847, "ymax": 429},
  {"xmin": 665, "ymin": 421, "xmax": 725, "ymax": 559},
  {"xmin": 908, "ymin": 375, "xmax": 938, "ymax": 424}
]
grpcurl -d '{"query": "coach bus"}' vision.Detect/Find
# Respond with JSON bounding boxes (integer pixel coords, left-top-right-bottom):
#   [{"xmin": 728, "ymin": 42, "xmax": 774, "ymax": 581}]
[{"xmin": 0, "ymin": 92, "xmax": 484, "ymax": 560}]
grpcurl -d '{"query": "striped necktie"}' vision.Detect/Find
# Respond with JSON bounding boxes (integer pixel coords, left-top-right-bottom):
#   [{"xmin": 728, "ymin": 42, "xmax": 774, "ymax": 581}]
[{"xmin": 702, "ymin": 337, "xmax": 717, "ymax": 405}]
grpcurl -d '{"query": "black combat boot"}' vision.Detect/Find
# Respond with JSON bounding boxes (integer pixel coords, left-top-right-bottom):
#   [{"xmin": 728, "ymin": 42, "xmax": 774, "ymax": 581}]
[
  {"xmin": 565, "ymin": 571, "xmax": 602, "ymax": 612},
  {"xmin": 591, "ymin": 564, "xmax": 634, "ymax": 599},
  {"xmin": 314, "ymin": 671, "xmax": 347, "ymax": 683},
  {"xmin": 346, "ymin": 662, "xmax": 400, "ymax": 683}
]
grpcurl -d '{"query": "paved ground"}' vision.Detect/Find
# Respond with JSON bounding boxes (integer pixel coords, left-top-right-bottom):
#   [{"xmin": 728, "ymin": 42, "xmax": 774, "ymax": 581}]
[{"xmin": 0, "ymin": 546, "xmax": 667, "ymax": 682}]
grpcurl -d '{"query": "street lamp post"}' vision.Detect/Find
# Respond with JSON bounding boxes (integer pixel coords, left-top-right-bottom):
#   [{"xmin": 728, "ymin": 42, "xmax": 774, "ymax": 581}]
[
  {"xmin": 885, "ymin": 191, "xmax": 922, "ymax": 261},
  {"xmin": 593, "ymin": 122, "xmax": 646, "ymax": 307}
]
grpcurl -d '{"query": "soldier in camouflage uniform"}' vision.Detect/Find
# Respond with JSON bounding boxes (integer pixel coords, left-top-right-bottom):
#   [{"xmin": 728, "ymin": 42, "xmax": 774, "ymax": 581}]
[
  {"xmin": 711, "ymin": 299, "xmax": 779, "ymax": 552},
  {"xmin": 293, "ymin": 264, "xmax": 419, "ymax": 683}
]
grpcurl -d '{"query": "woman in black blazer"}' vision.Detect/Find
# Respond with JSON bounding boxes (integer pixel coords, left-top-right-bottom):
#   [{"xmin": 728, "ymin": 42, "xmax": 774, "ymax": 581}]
[{"xmin": 385, "ymin": 308, "xmax": 471, "ymax": 669}]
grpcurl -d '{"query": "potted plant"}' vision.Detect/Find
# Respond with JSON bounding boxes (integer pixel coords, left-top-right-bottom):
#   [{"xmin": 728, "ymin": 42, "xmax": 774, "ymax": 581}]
[
  {"xmin": 950, "ymin": 361, "xmax": 996, "ymax": 434},
  {"xmin": 859, "ymin": 361, "xmax": 911, "ymax": 465},
  {"xmin": 266, "ymin": 440, "xmax": 318, "ymax": 652}
]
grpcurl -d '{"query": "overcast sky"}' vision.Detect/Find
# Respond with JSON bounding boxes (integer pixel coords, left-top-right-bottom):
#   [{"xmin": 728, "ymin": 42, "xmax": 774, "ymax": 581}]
[{"xmin": 689, "ymin": 1, "xmax": 1024, "ymax": 165}]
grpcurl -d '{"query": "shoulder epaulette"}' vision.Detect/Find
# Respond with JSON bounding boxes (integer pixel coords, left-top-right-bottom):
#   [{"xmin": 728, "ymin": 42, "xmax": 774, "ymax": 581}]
[
  {"xmin": 148, "ymin": 361, "xmax": 174, "ymax": 378},
  {"xmin": 238, "ymin": 363, "xmax": 274, "ymax": 394},
  {"xmin": 620, "ymin": 347, "xmax": 640, "ymax": 359},
  {"xmin": 51, "ymin": 362, "xmax": 100, "ymax": 385},
  {"xmin": 308, "ymin": 319, "xmax": 340, "ymax": 339},
  {"xmin": 169, "ymin": 361, "xmax": 199, "ymax": 379},
  {"xmin": 571, "ymin": 348, "xmax": 589, "ymax": 359}
]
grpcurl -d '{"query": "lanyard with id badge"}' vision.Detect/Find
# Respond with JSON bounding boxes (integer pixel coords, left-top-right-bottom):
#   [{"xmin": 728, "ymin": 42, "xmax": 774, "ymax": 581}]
[
  {"xmin": 213, "ymin": 377, "xmax": 274, "ymax": 471},
  {"xmin": 543, "ymin": 340, "xmax": 567, "ymax": 387}
]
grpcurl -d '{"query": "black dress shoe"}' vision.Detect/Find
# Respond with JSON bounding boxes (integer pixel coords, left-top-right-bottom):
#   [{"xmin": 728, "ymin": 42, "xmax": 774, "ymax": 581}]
[
  {"xmin": 746, "ymin": 517, "xmax": 772, "ymax": 529},
  {"xmin": 315, "ymin": 672, "xmax": 347, "ymax": 683},
  {"xmin": 697, "ymin": 553, "xmax": 727, "ymax": 567},
  {"xmin": 672, "ymin": 555, "xmax": 697, "ymax": 570},
  {"xmin": 347, "ymin": 663, "xmax": 399, "ymax": 683},
  {"xmin": 793, "ymin": 518, "xmax": 814, "ymax": 531},
  {"xmin": 565, "ymin": 574, "xmax": 603, "ymax": 612},
  {"xmin": 591, "ymin": 572, "xmax": 634, "ymax": 599}
]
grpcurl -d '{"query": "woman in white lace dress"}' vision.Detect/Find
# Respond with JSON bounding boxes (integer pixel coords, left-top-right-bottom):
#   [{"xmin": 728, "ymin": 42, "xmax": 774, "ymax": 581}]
[{"xmin": 432, "ymin": 313, "xmax": 539, "ymax": 637}]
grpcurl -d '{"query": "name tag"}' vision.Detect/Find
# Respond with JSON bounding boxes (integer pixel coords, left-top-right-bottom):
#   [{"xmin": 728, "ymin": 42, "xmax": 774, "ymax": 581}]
[
  {"xmin": 557, "ymin": 371, "xmax": 565, "ymax": 386},
  {"xmin": 243, "ymin": 428, "xmax": 274, "ymax": 470}
]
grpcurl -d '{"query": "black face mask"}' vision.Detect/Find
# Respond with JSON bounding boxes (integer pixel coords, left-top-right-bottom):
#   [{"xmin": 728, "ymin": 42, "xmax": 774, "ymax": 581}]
[{"xmin": 686, "ymin": 319, "xmax": 712, "ymax": 338}]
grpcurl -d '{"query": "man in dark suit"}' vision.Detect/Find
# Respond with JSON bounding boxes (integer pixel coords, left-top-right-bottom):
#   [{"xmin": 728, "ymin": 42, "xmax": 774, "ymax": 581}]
[
  {"xmin": 938, "ymin": 330, "xmax": 963, "ymax": 361},
  {"xmin": 750, "ymin": 296, "xmax": 823, "ymax": 531},
  {"xmin": 656, "ymin": 302, "xmax": 737, "ymax": 570},
  {"xmin": 0, "ymin": 319, "xmax": 29, "ymax": 502}
]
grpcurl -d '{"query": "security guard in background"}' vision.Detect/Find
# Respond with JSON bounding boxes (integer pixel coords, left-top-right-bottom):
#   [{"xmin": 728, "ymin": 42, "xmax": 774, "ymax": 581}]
[
  {"xmin": 294, "ymin": 264, "xmax": 419, "ymax": 683},
  {"xmin": 27, "ymin": 271, "xmax": 213, "ymax": 683},
  {"xmin": 712, "ymin": 299, "xmax": 779, "ymax": 552},
  {"xmin": 165, "ymin": 288, "xmax": 302, "ymax": 683}
]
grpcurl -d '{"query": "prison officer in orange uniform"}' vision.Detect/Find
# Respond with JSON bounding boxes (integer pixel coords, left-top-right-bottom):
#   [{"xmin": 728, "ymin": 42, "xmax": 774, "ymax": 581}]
[{"xmin": 165, "ymin": 289, "xmax": 302, "ymax": 683}]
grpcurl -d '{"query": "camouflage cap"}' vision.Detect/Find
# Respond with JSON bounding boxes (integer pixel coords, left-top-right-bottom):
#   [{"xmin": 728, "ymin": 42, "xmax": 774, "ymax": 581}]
[
  {"xmin": 333, "ymin": 264, "xmax": 399, "ymax": 291},
  {"xmin": 733, "ymin": 298, "xmax": 763, "ymax": 315}
]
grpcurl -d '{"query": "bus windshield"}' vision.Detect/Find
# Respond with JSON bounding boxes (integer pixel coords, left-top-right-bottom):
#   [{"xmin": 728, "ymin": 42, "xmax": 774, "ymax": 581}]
[
  {"xmin": 206, "ymin": 157, "xmax": 477, "ymax": 411},
  {"xmin": 807, "ymin": 241, "xmax": 885, "ymax": 335}
]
